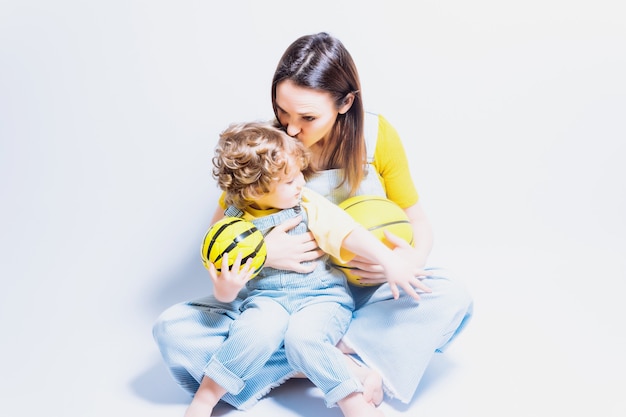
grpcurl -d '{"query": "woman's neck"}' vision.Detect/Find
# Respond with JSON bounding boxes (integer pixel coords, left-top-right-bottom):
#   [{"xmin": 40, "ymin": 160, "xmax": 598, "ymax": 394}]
[{"xmin": 309, "ymin": 140, "xmax": 329, "ymax": 170}]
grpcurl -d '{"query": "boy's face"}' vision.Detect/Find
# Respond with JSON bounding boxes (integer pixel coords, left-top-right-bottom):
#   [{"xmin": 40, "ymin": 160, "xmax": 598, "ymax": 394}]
[{"xmin": 252, "ymin": 164, "xmax": 305, "ymax": 210}]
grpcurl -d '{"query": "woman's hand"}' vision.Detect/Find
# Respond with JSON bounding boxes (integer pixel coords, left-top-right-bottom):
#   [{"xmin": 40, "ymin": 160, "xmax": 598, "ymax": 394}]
[
  {"xmin": 347, "ymin": 230, "xmax": 430, "ymax": 286},
  {"xmin": 208, "ymin": 251, "xmax": 254, "ymax": 303},
  {"xmin": 264, "ymin": 216, "xmax": 324, "ymax": 273}
]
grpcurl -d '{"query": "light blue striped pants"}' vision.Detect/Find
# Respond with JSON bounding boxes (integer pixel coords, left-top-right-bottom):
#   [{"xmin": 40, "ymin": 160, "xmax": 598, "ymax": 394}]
[
  {"xmin": 202, "ymin": 275, "xmax": 359, "ymax": 407},
  {"xmin": 153, "ymin": 270, "xmax": 473, "ymax": 410}
]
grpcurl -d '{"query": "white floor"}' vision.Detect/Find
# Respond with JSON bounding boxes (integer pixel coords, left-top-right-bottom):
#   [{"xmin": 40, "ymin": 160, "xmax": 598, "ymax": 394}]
[{"xmin": 1, "ymin": 2, "xmax": 625, "ymax": 417}]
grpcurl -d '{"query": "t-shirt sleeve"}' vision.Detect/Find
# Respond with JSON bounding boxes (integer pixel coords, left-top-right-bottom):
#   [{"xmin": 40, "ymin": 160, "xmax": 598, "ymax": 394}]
[
  {"xmin": 372, "ymin": 115, "xmax": 420, "ymax": 208},
  {"xmin": 301, "ymin": 188, "xmax": 359, "ymax": 263},
  {"xmin": 218, "ymin": 191, "xmax": 227, "ymax": 209}
]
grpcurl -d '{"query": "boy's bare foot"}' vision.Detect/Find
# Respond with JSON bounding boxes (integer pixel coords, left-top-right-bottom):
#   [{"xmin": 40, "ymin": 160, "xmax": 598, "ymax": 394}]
[
  {"xmin": 184, "ymin": 377, "xmax": 226, "ymax": 417},
  {"xmin": 184, "ymin": 399, "xmax": 215, "ymax": 417}
]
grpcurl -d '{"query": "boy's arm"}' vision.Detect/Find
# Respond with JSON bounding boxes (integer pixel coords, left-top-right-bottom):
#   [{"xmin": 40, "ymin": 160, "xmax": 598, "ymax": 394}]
[
  {"xmin": 341, "ymin": 227, "xmax": 431, "ymax": 301},
  {"xmin": 302, "ymin": 188, "xmax": 431, "ymax": 300}
]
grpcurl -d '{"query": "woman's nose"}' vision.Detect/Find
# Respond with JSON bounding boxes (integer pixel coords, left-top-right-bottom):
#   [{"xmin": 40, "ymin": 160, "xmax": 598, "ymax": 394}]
[{"xmin": 286, "ymin": 123, "xmax": 300, "ymax": 137}]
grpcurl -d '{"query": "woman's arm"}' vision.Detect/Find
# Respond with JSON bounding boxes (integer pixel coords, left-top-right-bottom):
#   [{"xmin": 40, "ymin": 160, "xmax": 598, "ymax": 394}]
[
  {"xmin": 263, "ymin": 216, "xmax": 324, "ymax": 273},
  {"xmin": 403, "ymin": 201, "xmax": 434, "ymax": 269},
  {"xmin": 211, "ymin": 204, "xmax": 323, "ymax": 273}
]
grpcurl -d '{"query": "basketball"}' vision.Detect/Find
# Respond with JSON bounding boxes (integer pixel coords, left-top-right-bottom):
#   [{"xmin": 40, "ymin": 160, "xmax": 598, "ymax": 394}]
[
  {"xmin": 201, "ymin": 217, "xmax": 267, "ymax": 278},
  {"xmin": 330, "ymin": 195, "xmax": 413, "ymax": 286}
]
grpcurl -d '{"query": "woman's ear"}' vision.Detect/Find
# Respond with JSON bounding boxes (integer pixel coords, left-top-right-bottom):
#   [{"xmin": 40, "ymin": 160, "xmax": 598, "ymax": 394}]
[{"xmin": 338, "ymin": 93, "xmax": 355, "ymax": 114}]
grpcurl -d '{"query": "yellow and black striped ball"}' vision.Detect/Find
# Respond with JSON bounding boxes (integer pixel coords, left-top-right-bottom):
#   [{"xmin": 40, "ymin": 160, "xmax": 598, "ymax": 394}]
[
  {"xmin": 330, "ymin": 195, "xmax": 414, "ymax": 286},
  {"xmin": 201, "ymin": 217, "xmax": 267, "ymax": 278}
]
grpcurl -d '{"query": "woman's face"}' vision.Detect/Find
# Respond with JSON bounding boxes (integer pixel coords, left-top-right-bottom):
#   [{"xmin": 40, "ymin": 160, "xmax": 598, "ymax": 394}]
[{"xmin": 274, "ymin": 80, "xmax": 344, "ymax": 150}]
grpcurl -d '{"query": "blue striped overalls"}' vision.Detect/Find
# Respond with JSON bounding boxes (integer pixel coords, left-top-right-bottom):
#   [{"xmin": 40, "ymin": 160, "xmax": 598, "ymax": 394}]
[{"xmin": 202, "ymin": 204, "xmax": 361, "ymax": 407}]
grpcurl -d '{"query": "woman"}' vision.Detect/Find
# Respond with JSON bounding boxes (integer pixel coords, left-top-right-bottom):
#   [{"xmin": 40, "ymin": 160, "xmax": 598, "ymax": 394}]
[{"xmin": 153, "ymin": 32, "xmax": 473, "ymax": 411}]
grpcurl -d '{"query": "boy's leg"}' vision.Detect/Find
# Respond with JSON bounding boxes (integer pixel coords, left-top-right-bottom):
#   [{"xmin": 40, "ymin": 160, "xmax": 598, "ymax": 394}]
[
  {"xmin": 153, "ymin": 294, "xmax": 297, "ymax": 410},
  {"xmin": 152, "ymin": 295, "xmax": 243, "ymax": 394},
  {"xmin": 284, "ymin": 301, "xmax": 362, "ymax": 407},
  {"xmin": 204, "ymin": 296, "xmax": 289, "ymax": 394}
]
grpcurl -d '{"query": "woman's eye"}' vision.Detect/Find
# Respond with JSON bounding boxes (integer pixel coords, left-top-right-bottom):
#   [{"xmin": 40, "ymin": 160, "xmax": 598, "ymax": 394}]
[{"xmin": 303, "ymin": 116, "xmax": 315, "ymax": 122}]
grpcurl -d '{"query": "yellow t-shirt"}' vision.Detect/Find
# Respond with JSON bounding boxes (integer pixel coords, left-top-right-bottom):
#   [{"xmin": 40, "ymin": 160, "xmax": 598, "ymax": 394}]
[
  {"xmin": 371, "ymin": 114, "xmax": 419, "ymax": 209},
  {"xmin": 241, "ymin": 188, "xmax": 358, "ymax": 264}
]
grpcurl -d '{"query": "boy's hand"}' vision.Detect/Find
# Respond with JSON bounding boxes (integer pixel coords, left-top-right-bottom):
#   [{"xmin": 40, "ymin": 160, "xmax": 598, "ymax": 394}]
[
  {"xmin": 386, "ymin": 271, "xmax": 432, "ymax": 301},
  {"xmin": 208, "ymin": 251, "xmax": 254, "ymax": 303}
]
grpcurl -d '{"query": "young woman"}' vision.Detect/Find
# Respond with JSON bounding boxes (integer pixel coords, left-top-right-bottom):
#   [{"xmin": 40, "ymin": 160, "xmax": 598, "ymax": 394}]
[{"xmin": 153, "ymin": 32, "xmax": 473, "ymax": 411}]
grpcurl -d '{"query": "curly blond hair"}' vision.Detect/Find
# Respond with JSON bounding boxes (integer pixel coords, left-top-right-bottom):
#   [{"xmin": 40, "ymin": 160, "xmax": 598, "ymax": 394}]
[{"xmin": 213, "ymin": 121, "xmax": 312, "ymax": 210}]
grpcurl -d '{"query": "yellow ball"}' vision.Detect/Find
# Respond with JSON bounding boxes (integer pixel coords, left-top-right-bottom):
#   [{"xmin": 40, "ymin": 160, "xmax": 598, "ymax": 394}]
[
  {"xmin": 201, "ymin": 217, "xmax": 267, "ymax": 278},
  {"xmin": 330, "ymin": 195, "xmax": 413, "ymax": 286}
]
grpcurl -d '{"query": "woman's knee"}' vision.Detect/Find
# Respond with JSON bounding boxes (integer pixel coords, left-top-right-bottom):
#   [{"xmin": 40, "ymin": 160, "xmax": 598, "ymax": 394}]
[{"xmin": 432, "ymin": 274, "xmax": 473, "ymax": 312}]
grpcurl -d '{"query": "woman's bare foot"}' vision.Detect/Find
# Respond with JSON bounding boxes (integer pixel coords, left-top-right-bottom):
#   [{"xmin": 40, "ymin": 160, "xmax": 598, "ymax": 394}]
[
  {"xmin": 337, "ymin": 392, "xmax": 386, "ymax": 417},
  {"xmin": 343, "ymin": 355, "xmax": 384, "ymax": 407},
  {"xmin": 361, "ymin": 369, "xmax": 384, "ymax": 407},
  {"xmin": 337, "ymin": 339, "xmax": 356, "ymax": 354}
]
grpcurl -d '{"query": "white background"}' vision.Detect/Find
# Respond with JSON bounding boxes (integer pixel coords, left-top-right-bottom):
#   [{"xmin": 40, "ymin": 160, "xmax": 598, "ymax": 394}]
[{"xmin": 1, "ymin": 1, "xmax": 625, "ymax": 416}]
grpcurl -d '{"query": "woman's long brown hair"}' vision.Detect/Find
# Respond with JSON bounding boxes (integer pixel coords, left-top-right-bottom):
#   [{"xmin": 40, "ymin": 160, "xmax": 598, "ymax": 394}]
[{"xmin": 271, "ymin": 32, "xmax": 366, "ymax": 196}]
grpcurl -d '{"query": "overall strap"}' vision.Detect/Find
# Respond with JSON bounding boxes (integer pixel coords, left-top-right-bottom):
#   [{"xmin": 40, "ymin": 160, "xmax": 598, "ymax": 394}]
[
  {"xmin": 364, "ymin": 111, "xmax": 379, "ymax": 163},
  {"xmin": 253, "ymin": 206, "xmax": 304, "ymax": 232},
  {"xmin": 224, "ymin": 205, "xmax": 244, "ymax": 218},
  {"xmin": 224, "ymin": 205, "xmax": 305, "ymax": 236}
]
